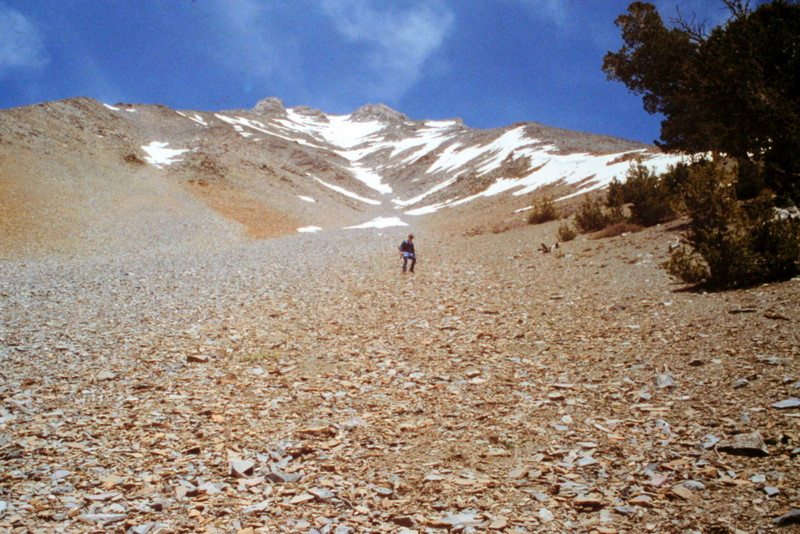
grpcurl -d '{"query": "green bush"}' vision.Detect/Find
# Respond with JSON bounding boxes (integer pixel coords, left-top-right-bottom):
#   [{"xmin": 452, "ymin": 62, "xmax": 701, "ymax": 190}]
[
  {"xmin": 607, "ymin": 163, "xmax": 678, "ymax": 227},
  {"xmin": 574, "ymin": 197, "xmax": 623, "ymax": 233},
  {"xmin": 606, "ymin": 178, "xmax": 627, "ymax": 208},
  {"xmin": 665, "ymin": 160, "xmax": 800, "ymax": 288},
  {"xmin": 734, "ymin": 157, "xmax": 766, "ymax": 200},
  {"xmin": 664, "ymin": 246, "xmax": 709, "ymax": 284},
  {"xmin": 527, "ymin": 197, "xmax": 560, "ymax": 224},
  {"xmin": 556, "ymin": 221, "xmax": 577, "ymax": 242},
  {"xmin": 661, "ymin": 161, "xmax": 693, "ymax": 196}
]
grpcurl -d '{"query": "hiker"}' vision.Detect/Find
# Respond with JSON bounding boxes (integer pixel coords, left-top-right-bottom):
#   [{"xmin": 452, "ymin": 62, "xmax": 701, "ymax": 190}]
[{"xmin": 399, "ymin": 233, "xmax": 416, "ymax": 273}]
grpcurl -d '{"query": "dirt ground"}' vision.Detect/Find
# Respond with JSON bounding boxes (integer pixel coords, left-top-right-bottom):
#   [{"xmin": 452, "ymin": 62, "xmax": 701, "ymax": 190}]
[{"xmin": 1, "ymin": 216, "xmax": 798, "ymax": 533}]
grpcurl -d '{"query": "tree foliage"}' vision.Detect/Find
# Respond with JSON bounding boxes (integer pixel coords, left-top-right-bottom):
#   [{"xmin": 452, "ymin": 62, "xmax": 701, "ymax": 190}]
[
  {"xmin": 665, "ymin": 160, "xmax": 800, "ymax": 287},
  {"xmin": 607, "ymin": 163, "xmax": 677, "ymax": 226},
  {"xmin": 526, "ymin": 197, "xmax": 560, "ymax": 225},
  {"xmin": 603, "ymin": 1, "xmax": 800, "ymax": 200}
]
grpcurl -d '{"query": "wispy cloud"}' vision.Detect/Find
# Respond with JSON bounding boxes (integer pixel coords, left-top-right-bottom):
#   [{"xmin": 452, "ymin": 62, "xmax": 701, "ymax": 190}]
[
  {"xmin": 205, "ymin": 0, "xmax": 284, "ymax": 81},
  {"xmin": 503, "ymin": 0, "xmax": 570, "ymax": 28},
  {"xmin": 196, "ymin": 0, "xmax": 313, "ymax": 105},
  {"xmin": 319, "ymin": 0, "xmax": 455, "ymax": 103},
  {"xmin": 0, "ymin": 2, "xmax": 48, "ymax": 78}
]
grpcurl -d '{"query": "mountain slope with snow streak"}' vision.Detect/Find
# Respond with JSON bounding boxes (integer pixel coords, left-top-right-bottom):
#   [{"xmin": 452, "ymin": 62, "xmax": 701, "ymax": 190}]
[{"xmin": 0, "ymin": 96, "xmax": 684, "ymax": 255}]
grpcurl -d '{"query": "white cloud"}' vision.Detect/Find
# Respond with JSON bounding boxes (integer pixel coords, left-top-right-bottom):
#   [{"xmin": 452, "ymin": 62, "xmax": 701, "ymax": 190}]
[
  {"xmin": 197, "ymin": 0, "xmax": 311, "ymax": 99},
  {"xmin": 319, "ymin": 0, "xmax": 455, "ymax": 102},
  {"xmin": 504, "ymin": 0, "xmax": 569, "ymax": 28},
  {"xmin": 206, "ymin": 0, "xmax": 283, "ymax": 80},
  {"xmin": 0, "ymin": 2, "xmax": 48, "ymax": 77}
]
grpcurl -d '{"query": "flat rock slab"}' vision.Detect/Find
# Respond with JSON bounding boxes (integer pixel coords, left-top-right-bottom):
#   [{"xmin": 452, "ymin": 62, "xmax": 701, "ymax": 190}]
[
  {"xmin": 772, "ymin": 398, "xmax": 800, "ymax": 409},
  {"xmin": 229, "ymin": 459, "xmax": 256, "ymax": 478},
  {"xmin": 717, "ymin": 432, "xmax": 769, "ymax": 457},
  {"xmin": 773, "ymin": 509, "xmax": 800, "ymax": 526},
  {"xmin": 429, "ymin": 512, "xmax": 482, "ymax": 528}
]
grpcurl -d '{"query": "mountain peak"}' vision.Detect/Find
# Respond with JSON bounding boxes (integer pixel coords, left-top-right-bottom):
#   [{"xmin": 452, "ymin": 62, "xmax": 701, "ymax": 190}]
[
  {"xmin": 350, "ymin": 103, "xmax": 408, "ymax": 123},
  {"xmin": 252, "ymin": 97, "xmax": 287, "ymax": 117}
]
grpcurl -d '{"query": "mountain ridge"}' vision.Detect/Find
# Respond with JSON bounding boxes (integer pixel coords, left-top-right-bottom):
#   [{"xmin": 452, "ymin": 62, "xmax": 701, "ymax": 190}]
[{"xmin": 0, "ymin": 96, "xmax": 683, "ymax": 257}]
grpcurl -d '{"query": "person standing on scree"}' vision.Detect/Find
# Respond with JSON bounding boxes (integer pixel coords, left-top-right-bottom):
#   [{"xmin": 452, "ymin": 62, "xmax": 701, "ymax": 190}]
[{"xmin": 399, "ymin": 233, "xmax": 416, "ymax": 273}]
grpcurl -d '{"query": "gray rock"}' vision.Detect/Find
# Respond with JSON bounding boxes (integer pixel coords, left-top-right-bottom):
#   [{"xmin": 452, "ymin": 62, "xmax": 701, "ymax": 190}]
[
  {"xmin": 701, "ymin": 433, "xmax": 721, "ymax": 449},
  {"xmin": 717, "ymin": 431, "xmax": 769, "ymax": 457},
  {"xmin": 242, "ymin": 499, "xmax": 272, "ymax": 515},
  {"xmin": 309, "ymin": 487, "xmax": 334, "ymax": 500},
  {"xmin": 127, "ymin": 523, "xmax": 170, "ymax": 534},
  {"xmin": 107, "ymin": 503, "xmax": 126, "ymax": 514},
  {"xmin": 51, "ymin": 470, "xmax": 70, "ymax": 480},
  {"xmin": 197, "ymin": 482, "xmax": 225, "ymax": 494},
  {"xmin": 341, "ymin": 416, "xmax": 368, "ymax": 430},
  {"xmin": 229, "ymin": 459, "xmax": 255, "ymax": 478},
  {"xmin": 557, "ymin": 481, "xmax": 590, "ymax": 497},
  {"xmin": 732, "ymin": 379, "xmax": 749, "ymax": 389},
  {"xmin": 773, "ymin": 509, "xmax": 800, "ymax": 526},
  {"xmin": 265, "ymin": 470, "xmax": 302, "ymax": 483},
  {"xmin": 764, "ymin": 486, "xmax": 780, "ymax": 497},
  {"xmin": 538, "ymin": 508, "xmax": 555, "ymax": 522},
  {"xmin": 772, "ymin": 398, "xmax": 800, "ymax": 409},
  {"xmin": 682, "ymin": 480, "xmax": 706, "ymax": 491},
  {"xmin": 654, "ymin": 372, "xmax": 675, "ymax": 388},
  {"xmin": 432, "ymin": 512, "xmax": 482, "ymax": 528},
  {"xmin": 79, "ymin": 513, "xmax": 127, "ymax": 525},
  {"xmin": 84, "ymin": 492, "xmax": 122, "ymax": 502},
  {"xmin": 252, "ymin": 97, "xmax": 288, "ymax": 117}
]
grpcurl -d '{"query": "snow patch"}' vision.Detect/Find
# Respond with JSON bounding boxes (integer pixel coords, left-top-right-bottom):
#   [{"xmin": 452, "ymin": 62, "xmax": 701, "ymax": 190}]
[
  {"xmin": 298, "ymin": 195, "xmax": 317, "ymax": 203},
  {"xmin": 313, "ymin": 178, "xmax": 382, "ymax": 206},
  {"xmin": 344, "ymin": 217, "xmax": 408, "ymax": 229},
  {"xmin": 298, "ymin": 226, "xmax": 323, "ymax": 233},
  {"xmin": 177, "ymin": 111, "xmax": 208, "ymax": 126},
  {"xmin": 427, "ymin": 126, "xmax": 530, "ymax": 175},
  {"xmin": 346, "ymin": 163, "xmax": 393, "ymax": 195},
  {"xmin": 217, "ymin": 114, "xmax": 323, "ymax": 149},
  {"xmin": 405, "ymin": 203, "xmax": 449, "ymax": 216},
  {"xmin": 283, "ymin": 109, "xmax": 385, "ymax": 149},
  {"xmin": 393, "ymin": 176, "xmax": 458, "ymax": 208},
  {"xmin": 141, "ymin": 142, "xmax": 188, "ymax": 169}
]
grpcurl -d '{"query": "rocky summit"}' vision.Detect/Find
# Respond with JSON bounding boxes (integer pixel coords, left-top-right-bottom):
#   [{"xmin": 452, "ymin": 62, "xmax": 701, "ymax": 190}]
[{"xmin": 0, "ymin": 98, "xmax": 798, "ymax": 533}]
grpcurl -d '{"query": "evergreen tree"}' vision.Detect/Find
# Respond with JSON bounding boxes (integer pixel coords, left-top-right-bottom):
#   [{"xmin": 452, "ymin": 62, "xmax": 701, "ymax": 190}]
[{"xmin": 603, "ymin": 1, "xmax": 800, "ymax": 200}]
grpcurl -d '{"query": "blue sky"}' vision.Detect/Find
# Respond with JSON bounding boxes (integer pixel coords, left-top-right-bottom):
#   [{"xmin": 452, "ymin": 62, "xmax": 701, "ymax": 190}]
[{"xmin": 1, "ymin": 0, "xmax": 741, "ymax": 144}]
